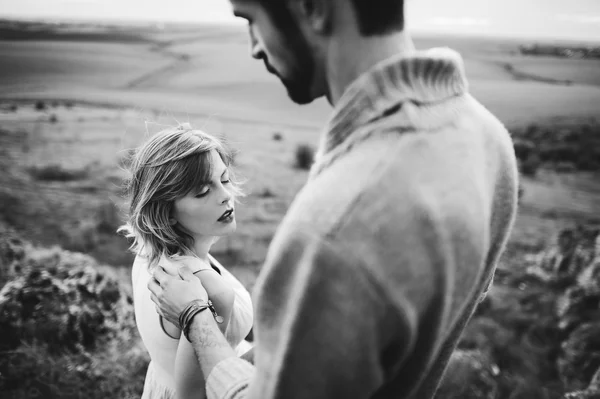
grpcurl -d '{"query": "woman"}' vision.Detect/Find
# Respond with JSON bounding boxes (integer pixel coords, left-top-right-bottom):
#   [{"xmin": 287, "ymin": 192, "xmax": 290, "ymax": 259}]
[{"xmin": 119, "ymin": 124, "xmax": 253, "ymax": 399}]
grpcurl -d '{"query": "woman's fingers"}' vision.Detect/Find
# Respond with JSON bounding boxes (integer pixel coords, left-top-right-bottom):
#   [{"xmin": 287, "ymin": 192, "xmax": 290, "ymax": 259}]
[
  {"xmin": 152, "ymin": 266, "xmax": 168, "ymax": 285},
  {"xmin": 148, "ymin": 275, "xmax": 161, "ymax": 296}
]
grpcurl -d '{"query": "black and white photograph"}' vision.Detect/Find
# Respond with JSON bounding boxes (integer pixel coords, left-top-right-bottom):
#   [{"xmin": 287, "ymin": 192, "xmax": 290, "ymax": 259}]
[{"xmin": 0, "ymin": 0, "xmax": 599, "ymax": 398}]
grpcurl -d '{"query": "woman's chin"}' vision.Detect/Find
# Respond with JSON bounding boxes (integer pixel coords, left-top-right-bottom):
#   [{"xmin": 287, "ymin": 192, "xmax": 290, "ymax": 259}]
[{"xmin": 219, "ymin": 220, "xmax": 237, "ymax": 235}]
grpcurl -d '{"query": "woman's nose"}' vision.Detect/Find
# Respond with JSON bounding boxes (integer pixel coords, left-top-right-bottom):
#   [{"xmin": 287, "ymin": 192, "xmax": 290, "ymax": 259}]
[{"xmin": 220, "ymin": 187, "xmax": 232, "ymax": 205}]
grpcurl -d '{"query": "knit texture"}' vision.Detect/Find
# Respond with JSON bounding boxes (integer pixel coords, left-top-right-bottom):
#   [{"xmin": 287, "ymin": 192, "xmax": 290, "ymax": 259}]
[{"xmin": 206, "ymin": 47, "xmax": 518, "ymax": 399}]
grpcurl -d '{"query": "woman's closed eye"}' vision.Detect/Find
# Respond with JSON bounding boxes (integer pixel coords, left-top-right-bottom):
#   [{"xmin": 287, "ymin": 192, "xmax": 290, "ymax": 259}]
[
  {"xmin": 195, "ymin": 180, "xmax": 231, "ymax": 198},
  {"xmin": 195, "ymin": 186, "xmax": 210, "ymax": 198}
]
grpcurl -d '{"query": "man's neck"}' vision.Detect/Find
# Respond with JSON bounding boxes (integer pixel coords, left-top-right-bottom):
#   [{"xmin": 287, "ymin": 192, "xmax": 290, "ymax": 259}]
[{"xmin": 326, "ymin": 31, "xmax": 415, "ymax": 106}]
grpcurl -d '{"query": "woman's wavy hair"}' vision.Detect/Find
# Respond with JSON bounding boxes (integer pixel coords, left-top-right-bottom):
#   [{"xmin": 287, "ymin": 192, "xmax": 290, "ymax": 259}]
[{"xmin": 118, "ymin": 123, "xmax": 244, "ymax": 268}]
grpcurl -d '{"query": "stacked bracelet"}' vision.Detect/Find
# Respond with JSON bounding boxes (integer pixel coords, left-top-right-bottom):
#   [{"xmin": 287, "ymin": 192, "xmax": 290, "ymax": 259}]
[{"xmin": 178, "ymin": 299, "xmax": 224, "ymax": 342}]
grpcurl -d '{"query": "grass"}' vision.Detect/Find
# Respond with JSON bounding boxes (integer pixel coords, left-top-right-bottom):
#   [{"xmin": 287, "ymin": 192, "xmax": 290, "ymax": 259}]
[{"xmin": 1, "ymin": 25, "xmax": 600, "ymax": 397}]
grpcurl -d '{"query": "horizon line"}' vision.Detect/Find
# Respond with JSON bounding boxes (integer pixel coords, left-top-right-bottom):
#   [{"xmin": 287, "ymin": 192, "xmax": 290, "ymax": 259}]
[{"xmin": 1, "ymin": 14, "xmax": 599, "ymax": 45}]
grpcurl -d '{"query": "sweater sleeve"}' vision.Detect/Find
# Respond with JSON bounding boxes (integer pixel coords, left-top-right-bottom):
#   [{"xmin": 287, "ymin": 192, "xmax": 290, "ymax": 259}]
[{"xmin": 206, "ymin": 228, "xmax": 418, "ymax": 399}]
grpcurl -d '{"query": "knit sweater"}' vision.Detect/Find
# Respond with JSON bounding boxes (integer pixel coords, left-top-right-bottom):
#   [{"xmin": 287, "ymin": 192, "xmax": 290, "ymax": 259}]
[{"xmin": 206, "ymin": 47, "xmax": 519, "ymax": 399}]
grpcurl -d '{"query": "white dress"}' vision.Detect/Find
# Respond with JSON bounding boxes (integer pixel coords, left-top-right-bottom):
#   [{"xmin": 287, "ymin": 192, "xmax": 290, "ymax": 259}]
[{"xmin": 132, "ymin": 253, "xmax": 254, "ymax": 399}]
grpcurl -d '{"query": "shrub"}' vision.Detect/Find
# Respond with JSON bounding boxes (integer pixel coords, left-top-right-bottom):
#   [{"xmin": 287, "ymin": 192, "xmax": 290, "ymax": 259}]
[
  {"xmin": 576, "ymin": 152, "xmax": 600, "ymax": 171},
  {"xmin": 446, "ymin": 225, "xmax": 600, "ymax": 399},
  {"xmin": 29, "ymin": 164, "xmax": 88, "ymax": 182},
  {"xmin": 435, "ymin": 349, "xmax": 498, "ymax": 399},
  {"xmin": 0, "ymin": 229, "xmax": 145, "ymax": 398},
  {"xmin": 9, "ymin": 104, "xmax": 17, "ymax": 112},
  {"xmin": 0, "ymin": 247, "xmax": 135, "ymax": 353},
  {"xmin": 513, "ymin": 139, "xmax": 536, "ymax": 161},
  {"xmin": 35, "ymin": 100, "xmax": 46, "ymax": 111},
  {"xmin": 49, "ymin": 114, "xmax": 58, "ymax": 123},
  {"xmin": 0, "ymin": 340, "xmax": 148, "ymax": 399},
  {"xmin": 520, "ymin": 153, "xmax": 542, "ymax": 177},
  {"xmin": 272, "ymin": 132, "xmax": 283, "ymax": 141},
  {"xmin": 0, "ymin": 226, "xmax": 26, "ymax": 288},
  {"xmin": 294, "ymin": 143, "xmax": 315, "ymax": 170},
  {"xmin": 539, "ymin": 144, "xmax": 579, "ymax": 164}
]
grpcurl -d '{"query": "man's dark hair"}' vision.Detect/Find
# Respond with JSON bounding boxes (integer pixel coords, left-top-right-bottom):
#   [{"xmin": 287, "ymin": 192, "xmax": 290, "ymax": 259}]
[
  {"xmin": 350, "ymin": 0, "xmax": 405, "ymax": 36},
  {"xmin": 258, "ymin": 0, "xmax": 405, "ymax": 36}
]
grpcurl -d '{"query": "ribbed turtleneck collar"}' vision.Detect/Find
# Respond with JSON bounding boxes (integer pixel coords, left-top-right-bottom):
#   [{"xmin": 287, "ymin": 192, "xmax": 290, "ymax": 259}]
[{"xmin": 319, "ymin": 47, "xmax": 469, "ymax": 156}]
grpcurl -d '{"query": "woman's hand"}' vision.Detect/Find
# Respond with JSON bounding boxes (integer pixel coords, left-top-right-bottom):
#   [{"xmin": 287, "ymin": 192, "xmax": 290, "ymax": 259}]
[{"xmin": 148, "ymin": 265, "xmax": 208, "ymax": 327}]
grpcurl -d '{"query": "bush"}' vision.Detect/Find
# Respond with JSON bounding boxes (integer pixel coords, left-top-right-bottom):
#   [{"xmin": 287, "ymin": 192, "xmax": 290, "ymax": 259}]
[
  {"xmin": 576, "ymin": 153, "xmax": 600, "ymax": 171},
  {"xmin": 513, "ymin": 122, "xmax": 600, "ymax": 173},
  {"xmin": 0, "ymin": 230, "xmax": 145, "ymax": 398},
  {"xmin": 29, "ymin": 164, "xmax": 88, "ymax": 182},
  {"xmin": 435, "ymin": 349, "xmax": 498, "ymax": 399},
  {"xmin": 272, "ymin": 132, "xmax": 283, "ymax": 141},
  {"xmin": 9, "ymin": 104, "xmax": 17, "ymax": 112},
  {"xmin": 513, "ymin": 139, "xmax": 536, "ymax": 161},
  {"xmin": 35, "ymin": 100, "xmax": 46, "ymax": 111},
  {"xmin": 0, "ymin": 333, "xmax": 148, "ymax": 399},
  {"xmin": 445, "ymin": 225, "xmax": 600, "ymax": 399},
  {"xmin": 539, "ymin": 144, "xmax": 579, "ymax": 163},
  {"xmin": 0, "ymin": 226, "xmax": 26, "ymax": 288},
  {"xmin": 520, "ymin": 153, "xmax": 542, "ymax": 177},
  {"xmin": 0, "ymin": 247, "xmax": 135, "ymax": 353},
  {"xmin": 294, "ymin": 143, "xmax": 315, "ymax": 170},
  {"xmin": 49, "ymin": 114, "xmax": 58, "ymax": 123},
  {"xmin": 558, "ymin": 322, "xmax": 600, "ymax": 390}
]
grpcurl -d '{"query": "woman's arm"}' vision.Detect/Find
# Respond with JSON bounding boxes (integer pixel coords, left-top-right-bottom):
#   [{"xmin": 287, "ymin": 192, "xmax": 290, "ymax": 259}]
[{"xmin": 174, "ymin": 269, "xmax": 235, "ymax": 399}]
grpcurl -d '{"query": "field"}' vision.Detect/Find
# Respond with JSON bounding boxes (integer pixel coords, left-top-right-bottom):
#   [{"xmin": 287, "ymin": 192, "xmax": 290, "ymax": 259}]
[{"xmin": 1, "ymin": 20, "xmax": 600, "ymax": 398}]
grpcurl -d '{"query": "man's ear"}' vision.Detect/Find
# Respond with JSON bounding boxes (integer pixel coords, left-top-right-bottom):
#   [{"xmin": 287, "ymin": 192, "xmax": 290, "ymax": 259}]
[{"xmin": 289, "ymin": 0, "xmax": 332, "ymax": 34}]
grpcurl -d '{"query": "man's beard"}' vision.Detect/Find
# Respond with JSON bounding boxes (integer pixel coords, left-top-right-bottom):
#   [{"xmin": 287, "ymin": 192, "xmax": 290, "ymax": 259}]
[
  {"xmin": 279, "ymin": 46, "xmax": 315, "ymax": 105},
  {"xmin": 265, "ymin": 13, "xmax": 316, "ymax": 105}
]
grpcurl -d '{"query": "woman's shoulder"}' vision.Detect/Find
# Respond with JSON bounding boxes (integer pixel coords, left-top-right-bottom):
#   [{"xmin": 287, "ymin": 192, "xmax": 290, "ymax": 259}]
[
  {"xmin": 131, "ymin": 253, "xmax": 150, "ymax": 282},
  {"xmin": 168, "ymin": 254, "xmax": 212, "ymax": 274}
]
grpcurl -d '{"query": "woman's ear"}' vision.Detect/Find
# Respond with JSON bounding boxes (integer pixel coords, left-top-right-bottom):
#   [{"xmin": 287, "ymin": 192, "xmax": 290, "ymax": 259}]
[
  {"xmin": 290, "ymin": 0, "xmax": 332, "ymax": 34},
  {"xmin": 169, "ymin": 218, "xmax": 177, "ymax": 226}
]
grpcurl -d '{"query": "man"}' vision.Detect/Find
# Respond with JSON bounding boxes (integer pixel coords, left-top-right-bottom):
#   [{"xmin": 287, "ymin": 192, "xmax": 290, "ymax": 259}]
[{"xmin": 149, "ymin": 0, "xmax": 519, "ymax": 397}]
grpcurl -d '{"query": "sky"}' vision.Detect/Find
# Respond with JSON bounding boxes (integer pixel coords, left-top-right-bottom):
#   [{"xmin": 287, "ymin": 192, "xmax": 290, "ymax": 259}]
[{"xmin": 1, "ymin": 0, "xmax": 599, "ymax": 41}]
